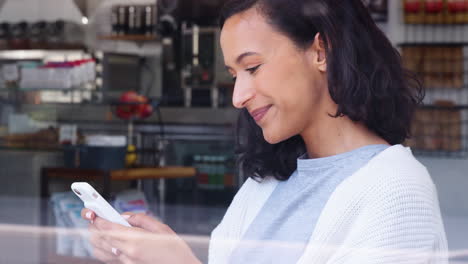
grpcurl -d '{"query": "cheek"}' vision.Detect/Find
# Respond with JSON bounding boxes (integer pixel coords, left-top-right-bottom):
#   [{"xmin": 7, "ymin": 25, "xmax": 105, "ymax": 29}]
[
  {"xmin": 256, "ymin": 60, "xmax": 308, "ymax": 102},
  {"xmin": 261, "ymin": 85, "xmax": 316, "ymax": 144},
  {"xmin": 256, "ymin": 55, "xmax": 320, "ymax": 143},
  {"xmin": 262, "ymin": 107, "xmax": 304, "ymax": 144},
  {"xmin": 273, "ymin": 68, "xmax": 317, "ymax": 120}
]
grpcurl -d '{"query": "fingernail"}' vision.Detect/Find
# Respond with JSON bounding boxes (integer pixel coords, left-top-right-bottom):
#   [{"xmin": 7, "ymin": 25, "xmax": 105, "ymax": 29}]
[
  {"xmin": 112, "ymin": 247, "xmax": 119, "ymax": 255},
  {"xmin": 122, "ymin": 215, "xmax": 131, "ymax": 219},
  {"xmin": 90, "ymin": 219, "xmax": 94, "ymax": 224},
  {"xmin": 85, "ymin": 211, "xmax": 92, "ymax": 219}
]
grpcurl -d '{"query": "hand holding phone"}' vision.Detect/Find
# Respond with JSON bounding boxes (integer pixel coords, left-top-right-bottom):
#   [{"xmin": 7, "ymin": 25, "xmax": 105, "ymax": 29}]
[{"xmin": 71, "ymin": 182, "xmax": 131, "ymax": 227}]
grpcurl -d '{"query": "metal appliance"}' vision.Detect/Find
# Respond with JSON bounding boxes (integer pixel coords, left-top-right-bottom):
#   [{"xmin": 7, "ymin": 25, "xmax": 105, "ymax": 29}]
[
  {"xmin": 180, "ymin": 23, "xmax": 221, "ymax": 108},
  {"xmin": 101, "ymin": 53, "xmax": 143, "ymax": 98}
]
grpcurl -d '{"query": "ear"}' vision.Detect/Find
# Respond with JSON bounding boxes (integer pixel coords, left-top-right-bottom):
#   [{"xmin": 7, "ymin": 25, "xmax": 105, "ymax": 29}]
[{"xmin": 308, "ymin": 33, "xmax": 327, "ymax": 72}]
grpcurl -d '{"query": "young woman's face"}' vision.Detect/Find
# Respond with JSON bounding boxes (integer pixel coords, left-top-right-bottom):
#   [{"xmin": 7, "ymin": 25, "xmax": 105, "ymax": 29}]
[{"xmin": 221, "ymin": 8, "xmax": 329, "ymax": 144}]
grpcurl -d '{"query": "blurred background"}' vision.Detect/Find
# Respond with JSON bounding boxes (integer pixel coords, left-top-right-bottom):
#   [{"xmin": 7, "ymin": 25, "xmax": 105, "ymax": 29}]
[{"xmin": 0, "ymin": 0, "xmax": 468, "ymax": 263}]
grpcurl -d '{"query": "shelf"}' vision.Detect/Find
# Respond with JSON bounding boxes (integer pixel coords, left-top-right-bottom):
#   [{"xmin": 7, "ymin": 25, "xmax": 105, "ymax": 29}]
[
  {"xmin": 399, "ymin": 42, "xmax": 468, "ymax": 46},
  {"xmin": 0, "ymin": 146, "xmax": 62, "ymax": 152},
  {"xmin": 19, "ymin": 104, "xmax": 239, "ymax": 126},
  {"xmin": 18, "ymin": 88, "xmax": 98, "ymax": 92},
  {"xmin": 420, "ymin": 104, "xmax": 468, "ymax": 110},
  {"xmin": 408, "ymin": 105, "xmax": 468, "ymax": 158},
  {"xmin": 0, "ymin": 49, "xmax": 86, "ymax": 60},
  {"xmin": 99, "ymin": 35, "xmax": 159, "ymax": 42},
  {"xmin": 0, "ymin": 86, "xmax": 98, "ymax": 92},
  {"xmin": 400, "ymin": 23, "xmax": 468, "ymax": 45}
]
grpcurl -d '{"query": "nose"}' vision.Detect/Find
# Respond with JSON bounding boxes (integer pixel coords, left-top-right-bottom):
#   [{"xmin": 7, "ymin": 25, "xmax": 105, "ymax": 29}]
[{"xmin": 232, "ymin": 77, "xmax": 255, "ymax": 109}]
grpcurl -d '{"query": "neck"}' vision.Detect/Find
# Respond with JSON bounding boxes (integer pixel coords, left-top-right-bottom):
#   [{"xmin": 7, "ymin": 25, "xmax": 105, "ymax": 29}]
[{"xmin": 301, "ymin": 110, "xmax": 389, "ymax": 159}]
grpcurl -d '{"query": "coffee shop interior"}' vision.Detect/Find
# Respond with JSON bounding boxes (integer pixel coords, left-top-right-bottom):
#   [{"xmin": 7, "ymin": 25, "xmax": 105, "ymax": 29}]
[{"xmin": 1, "ymin": 0, "xmax": 468, "ymax": 263}]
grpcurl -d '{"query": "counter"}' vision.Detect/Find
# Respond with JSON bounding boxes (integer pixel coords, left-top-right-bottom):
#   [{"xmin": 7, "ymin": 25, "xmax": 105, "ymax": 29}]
[{"xmin": 0, "ymin": 196, "xmax": 221, "ymax": 264}]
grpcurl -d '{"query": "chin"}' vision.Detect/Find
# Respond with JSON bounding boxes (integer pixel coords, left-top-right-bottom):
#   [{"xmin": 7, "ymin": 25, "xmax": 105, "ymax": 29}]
[
  {"xmin": 262, "ymin": 121, "xmax": 300, "ymax": 144},
  {"xmin": 262, "ymin": 129, "xmax": 287, "ymax": 145}
]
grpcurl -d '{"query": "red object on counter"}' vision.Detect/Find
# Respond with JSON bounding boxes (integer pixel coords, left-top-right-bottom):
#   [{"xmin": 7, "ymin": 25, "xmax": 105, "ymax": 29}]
[
  {"xmin": 448, "ymin": 1, "xmax": 468, "ymax": 12},
  {"xmin": 116, "ymin": 91, "xmax": 153, "ymax": 120},
  {"xmin": 405, "ymin": 1, "xmax": 422, "ymax": 13},
  {"xmin": 202, "ymin": 71, "xmax": 210, "ymax": 81},
  {"xmin": 425, "ymin": 1, "xmax": 444, "ymax": 13},
  {"xmin": 137, "ymin": 103, "xmax": 153, "ymax": 119},
  {"xmin": 116, "ymin": 91, "xmax": 140, "ymax": 120}
]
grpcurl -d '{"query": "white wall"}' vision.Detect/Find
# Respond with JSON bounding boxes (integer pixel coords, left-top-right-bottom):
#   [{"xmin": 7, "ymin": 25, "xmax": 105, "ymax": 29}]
[
  {"xmin": 417, "ymin": 156, "xmax": 468, "ymax": 252},
  {"xmin": 86, "ymin": 0, "xmax": 102, "ymax": 17},
  {"xmin": 418, "ymin": 157, "xmax": 468, "ymax": 216}
]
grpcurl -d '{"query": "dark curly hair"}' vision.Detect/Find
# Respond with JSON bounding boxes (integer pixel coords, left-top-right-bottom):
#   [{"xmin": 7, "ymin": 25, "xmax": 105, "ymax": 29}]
[{"xmin": 220, "ymin": 0, "xmax": 424, "ymax": 181}]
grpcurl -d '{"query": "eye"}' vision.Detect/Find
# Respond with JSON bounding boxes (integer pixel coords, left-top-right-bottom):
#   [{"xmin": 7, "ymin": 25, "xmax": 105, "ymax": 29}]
[
  {"xmin": 226, "ymin": 69, "xmax": 237, "ymax": 82},
  {"xmin": 246, "ymin": 64, "xmax": 262, "ymax": 75}
]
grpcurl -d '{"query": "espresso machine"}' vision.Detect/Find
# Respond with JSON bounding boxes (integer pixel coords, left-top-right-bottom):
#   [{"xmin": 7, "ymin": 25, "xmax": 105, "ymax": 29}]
[{"xmin": 180, "ymin": 22, "xmax": 222, "ymax": 108}]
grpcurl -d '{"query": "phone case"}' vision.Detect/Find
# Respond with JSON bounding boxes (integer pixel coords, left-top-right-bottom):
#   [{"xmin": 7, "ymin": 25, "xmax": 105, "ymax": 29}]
[{"xmin": 71, "ymin": 182, "xmax": 131, "ymax": 227}]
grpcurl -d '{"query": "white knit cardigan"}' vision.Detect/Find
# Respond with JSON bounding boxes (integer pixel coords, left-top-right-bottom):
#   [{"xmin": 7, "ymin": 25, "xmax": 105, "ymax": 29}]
[{"xmin": 208, "ymin": 145, "xmax": 448, "ymax": 263}]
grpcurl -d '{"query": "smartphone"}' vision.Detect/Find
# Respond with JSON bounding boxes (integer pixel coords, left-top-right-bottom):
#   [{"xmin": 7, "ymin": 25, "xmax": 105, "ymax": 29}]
[{"xmin": 71, "ymin": 182, "xmax": 131, "ymax": 227}]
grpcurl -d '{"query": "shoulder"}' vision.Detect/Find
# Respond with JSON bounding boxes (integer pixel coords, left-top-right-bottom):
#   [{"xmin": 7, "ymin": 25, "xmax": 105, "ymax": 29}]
[
  {"xmin": 367, "ymin": 144, "xmax": 429, "ymax": 177},
  {"xmin": 294, "ymin": 146, "xmax": 447, "ymax": 263},
  {"xmin": 331, "ymin": 144, "xmax": 441, "ymax": 222},
  {"xmin": 353, "ymin": 144, "xmax": 435, "ymax": 194},
  {"xmin": 345, "ymin": 145, "xmax": 443, "ymax": 225},
  {"xmin": 323, "ymin": 146, "xmax": 447, "ymax": 257}
]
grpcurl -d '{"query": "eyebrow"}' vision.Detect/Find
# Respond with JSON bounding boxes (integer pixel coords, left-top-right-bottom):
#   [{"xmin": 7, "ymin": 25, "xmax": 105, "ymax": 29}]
[{"xmin": 225, "ymin": 51, "xmax": 260, "ymax": 70}]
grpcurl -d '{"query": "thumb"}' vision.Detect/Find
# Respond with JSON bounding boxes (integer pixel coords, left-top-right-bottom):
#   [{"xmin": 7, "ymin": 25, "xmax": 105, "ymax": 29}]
[
  {"xmin": 121, "ymin": 212, "xmax": 136, "ymax": 219},
  {"xmin": 125, "ymin": 213, "xmax": 173, "ymax": 234}
]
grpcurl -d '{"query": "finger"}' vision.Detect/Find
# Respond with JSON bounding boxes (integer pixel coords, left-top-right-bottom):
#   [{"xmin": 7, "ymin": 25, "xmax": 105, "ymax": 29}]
[
  {"xmin": 102, "ymin": 225, "xmax": 147, "ymax": 248},
  {"xmin": 92, "ymin": 246, "xmax": 120, "ymax": 264},
  {"xmin": 118, "ymin": 253, "xmax": 137, "ymax": 264},
  {"xmin": 89, "ymin": 225, "xmax": 115, "ymax": 253},
  {"xmin": 120, "ymin": 212, "xmax": 134, "ymax": 225},
  {"xmin": 107, "ymin": 230, "xmax": 177, "ymax": 259},
  {"xmin": 126, "ymin": 213, "xmax": 174, "ymax": 234},
  {"xmin": 107, "ymin": 260, "xmax": 123, "ymax": 264},
  {"xmin": 121, "ymin": 212, "xmax": 136, "ymax": 217},
  {"xmin": 90, "ymin": 227, "xmax": 124, "ymax": 263},
  {"xmin": 93, "ymin": 216, "xmax": 129, "ymax": 231},
  {"xmin": 93, "ymin": 216, "xmax": 138, "ymax": 249},
  {"xmin": 81, "ymin": 208, "xmax": 96, "ymax": 222},
  {"xmin": 92, "ymin": 217, "xmax": 141, "ymax": 247}
]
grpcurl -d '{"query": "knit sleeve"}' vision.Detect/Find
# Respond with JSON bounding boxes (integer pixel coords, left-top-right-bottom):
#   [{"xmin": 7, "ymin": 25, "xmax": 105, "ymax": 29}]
[{"xmin": 329, "ymin": 176, "xmax": 448, "ymax": 264}]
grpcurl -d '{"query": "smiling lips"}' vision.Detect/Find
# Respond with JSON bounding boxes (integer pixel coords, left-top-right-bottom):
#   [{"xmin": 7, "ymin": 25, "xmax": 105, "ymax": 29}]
[{"xmin": 250, "ymin": 105, "xmax": 272, "ymax": 122}]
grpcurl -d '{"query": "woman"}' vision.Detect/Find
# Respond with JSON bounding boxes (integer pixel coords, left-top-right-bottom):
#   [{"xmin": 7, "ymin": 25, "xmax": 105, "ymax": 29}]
[{"xmin": 82, "ymin": 0, "xmax": 448, "ymax": 263}]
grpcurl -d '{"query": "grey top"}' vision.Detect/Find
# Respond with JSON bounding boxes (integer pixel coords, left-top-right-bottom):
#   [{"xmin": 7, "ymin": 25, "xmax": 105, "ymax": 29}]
[{"xmin": 228, "ymin": 144, "xmax": 390, "ymax": 264}]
